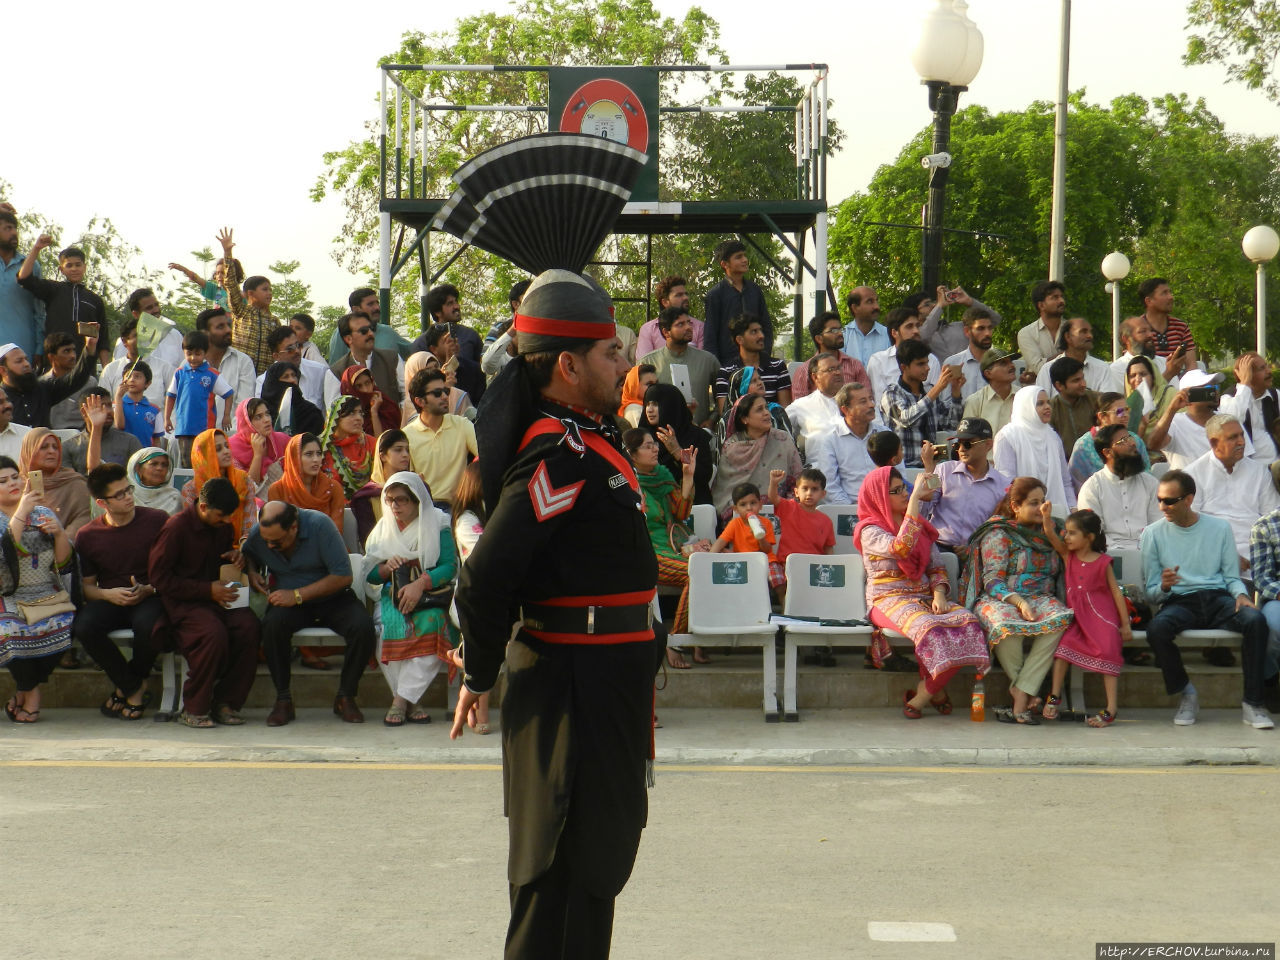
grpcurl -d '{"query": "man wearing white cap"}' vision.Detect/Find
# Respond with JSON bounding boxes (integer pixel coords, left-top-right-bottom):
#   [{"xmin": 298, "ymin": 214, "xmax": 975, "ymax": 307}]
[
  {"xmin": 0, "ymin": 327, "xmax": 98, "ymax": 428},
  {"xmin": 1147, "ymin": 369, "xmax": 1254, "ymax": 470}
]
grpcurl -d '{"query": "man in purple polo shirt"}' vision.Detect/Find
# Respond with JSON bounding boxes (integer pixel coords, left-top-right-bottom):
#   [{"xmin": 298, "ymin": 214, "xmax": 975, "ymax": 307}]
[{"xmin": 920, "ymin": 417, "xmax": 1008, "ymax": 551}]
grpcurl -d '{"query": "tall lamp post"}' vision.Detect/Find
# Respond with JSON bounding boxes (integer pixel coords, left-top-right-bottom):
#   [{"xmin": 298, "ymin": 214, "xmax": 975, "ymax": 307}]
[
  {"xmin": 1101, "ymin": 251, "xmax": 1130, "ymax": 361},
  {"xmin": 1242, "ymin": 225, "xmax": 1279, "ymax": 357},
  {"xmin": 912, "ymin": 0, "xmax": 984, "ymax": 295}
]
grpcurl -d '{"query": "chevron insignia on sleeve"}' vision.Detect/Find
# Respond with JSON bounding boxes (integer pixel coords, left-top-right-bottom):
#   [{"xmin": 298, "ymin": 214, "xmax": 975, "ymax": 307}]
[{"xmin": 529, "ymin": 461, "xmax": 585, "ymax": 522}]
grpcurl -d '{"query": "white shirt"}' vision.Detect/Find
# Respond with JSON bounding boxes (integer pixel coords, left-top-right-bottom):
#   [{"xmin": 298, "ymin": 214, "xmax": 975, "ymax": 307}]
[
  {"xmin": 0, "ymin": 421, "xmax": 31, "ymax": 462},
  {"xmin": 210, "ymin": 348, "xmax": 258, "ymax": 426},
  {"xmin": 1162, "ymin": 412, "xmax": 1255, "ymax": 470},
  {"xmin": 1185, "ymin": 452, "xmax": 1280, "ymax": 559},
  {"xmin": 867, "ymin": 344, "xmax": 940, "ymax": 411},
  {"xmin": 942, "ymin": 347, "xmax": 986, "ymax": 400},
  {"xmin": 809, "ymin": 417, "xmax": 890, "ymax": 506},
  {"xmin": 100, "ymin": 355, "xmax": 171, "ymax": 409},
  {"xmin": 1076, "ymin": 466, "xmax": 1162, "ymax": 552},
  {"xmin": 785, "ymin": 390, "xmax": 841, "ymax": 457},
  {"xmin": 1220, "ymin": 384, "xmax": 1279, "ymax": 463},
  {"xmin": 300, "ymin": 340, "xmax": 325, "ymax": 364},
  {"xmin": 481, "ymin": 330, "xmax": 515, "ymax": 376},
  {"xmin": 1036, "ymin": 353, "xmax": 1121, "ymax": 398},
  {"xmin": 254, "ymin": 356, "xmax": 340, "ymax": 417}
]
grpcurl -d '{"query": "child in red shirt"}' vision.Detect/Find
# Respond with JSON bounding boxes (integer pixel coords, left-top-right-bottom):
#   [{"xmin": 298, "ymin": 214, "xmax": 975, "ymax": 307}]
[
  {"xmin": 711, "ymin": 481, "xmax": 786, "ymax": 602},
  {"xmin": 767, "ymin": 467, "xmax": 835, "ymax": 565}
]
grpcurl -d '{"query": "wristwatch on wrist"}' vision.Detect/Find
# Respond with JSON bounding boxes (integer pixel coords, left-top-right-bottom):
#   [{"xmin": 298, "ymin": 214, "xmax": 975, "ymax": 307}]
[{"xmin": 294, "ymin": 589, "xmax": 303, "ymax": 606}]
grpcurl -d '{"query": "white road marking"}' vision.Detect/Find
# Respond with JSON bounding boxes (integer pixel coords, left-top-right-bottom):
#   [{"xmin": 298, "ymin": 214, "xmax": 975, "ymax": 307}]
[{"xmin": 867, "ymin": 921, "xmax": 957, "ymax": 942}]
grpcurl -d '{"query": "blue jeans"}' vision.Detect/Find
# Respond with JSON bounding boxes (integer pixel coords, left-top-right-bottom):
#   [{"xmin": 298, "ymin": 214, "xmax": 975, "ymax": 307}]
[{"xmin": 1146, "ymin": 590, "xmax": 1269, "ymax": 706}]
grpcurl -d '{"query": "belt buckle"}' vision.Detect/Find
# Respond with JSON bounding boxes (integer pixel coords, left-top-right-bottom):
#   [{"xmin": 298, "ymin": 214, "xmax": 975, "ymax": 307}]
[{"xmin": 586, "ymin": 606, "xmax": 596, "ymax": 634}]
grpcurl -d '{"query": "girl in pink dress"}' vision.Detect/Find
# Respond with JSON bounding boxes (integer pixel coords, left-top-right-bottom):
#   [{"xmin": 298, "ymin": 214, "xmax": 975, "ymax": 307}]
[{"xmin": 1038, "ymin": 503, "xmax": 1130, "ymax": 727}]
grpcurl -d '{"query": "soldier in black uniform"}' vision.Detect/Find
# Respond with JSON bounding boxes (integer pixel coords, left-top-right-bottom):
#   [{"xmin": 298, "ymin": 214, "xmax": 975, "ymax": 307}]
[{"xmin": 452, "ymin": 269, "xmax": 661, "ymax": 959}]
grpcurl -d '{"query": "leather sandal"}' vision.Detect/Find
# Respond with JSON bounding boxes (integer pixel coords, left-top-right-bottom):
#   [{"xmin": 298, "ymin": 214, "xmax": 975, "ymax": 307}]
[
  {"xmin": 1043, "ymin": 694, "xmax": 1062, "ymax": 721},
  {"xmin": 902, "ymin": 689, "xmax": 924, "ymax": 720},
  {"xmin": 929, "ymin": 691, "xmax": 953, "ymax": 715}
]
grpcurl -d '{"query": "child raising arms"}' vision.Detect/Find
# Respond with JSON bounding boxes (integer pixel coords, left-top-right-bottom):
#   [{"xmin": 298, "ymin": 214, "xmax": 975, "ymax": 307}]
[{"xmin": 1039, "ymin": 503, "xmax": 1130, "ymax": 727}]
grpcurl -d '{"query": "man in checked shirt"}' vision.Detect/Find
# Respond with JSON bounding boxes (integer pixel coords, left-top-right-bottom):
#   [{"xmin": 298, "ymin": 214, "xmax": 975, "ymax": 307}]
[{"xmin": 880, "ymin": 338, "xmax": 963, "ymax": 467}]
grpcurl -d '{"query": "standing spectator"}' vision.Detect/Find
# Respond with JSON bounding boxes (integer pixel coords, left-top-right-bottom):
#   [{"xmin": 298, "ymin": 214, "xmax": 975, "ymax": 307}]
[
  {"xmin": 243, "ymin": 501, "xmax": 376, "ymax": 726},
  {"xmin": 1036, "ymin": 316, "xmax": 1121, "ymax": 398},
  {"xmin": 64, "ymin": 389, "xmax": 141, "ymax": 474},
  {"xmin": 0, "ymin": 455, "xmax": 74, "ymax": 724},
  {"xmin": 255, "ymin": 325, "xmax": 340, "ymax": 413},
  {"xmin": 866, "ymin": 307, "xmax": 941, "ymax": 406},
  {"xmin": 168, "ymin": 257, "xmax": 237, "ymax": 311},
  {"xmin": 704, "ymin": 240, "xmax": 774, "ymax": 364},
  {"xmin": 919, "ymin": 417, "xmax": 1009, "ymax": 554},
  {"xmin": 0, "ymin": 209, "xmax": 46, "ymax": 360},
  {"xmin": 326, "ymin": 288, "xmax": 415, "ymax": 364},
  {"xmin": 1, "ymin": 329, "xmax": 97, "ymax": 428},
  {"xmin": 1067, "ymin": 391, "xmax": 1150, "ymax": 492},
  {"xmin": 1077, "ymin": 424, "xmax": 1162, "ymax": 552},
  {"xmin": 881, "ymin": 339, "xmax": 962, "ymax": 468},
  {"xmin": 416, "ymin": 321, "xmax": 486, "ymax": 404},
  {"xmin": 365, "ymin": 472, "xmax": 458, "ymax": 726},
  {"xmin": 403, "ymin": 368, "xmax": 477, "ymax": 509},
  {"xmin": 1109, "ymin": 315, "xmax": 1184, "ymax": 386},
  {"xmin": 1140, "ymin": 470, "xmax": 1270, "ymax": 727},
  {"xmin": 197, "ymin": 307, "xmax": 257, "ymax": 428},
  {"xmin": 941, "ymin": 305, "xmax": 997, "ymax": 400},
  {"xmin": 1016, "ymin": 280, "xmax": 1066, "ymax": 382},
  {"xmin": 639, "ymin": 306, "xmax": 720, "ymax": 427},
  {"xmin": 41, "ymin": 331, "xmax": 97, "ymax": 430},
  {"xmin": 215, "ymin": 227, "xmax": 279, "ymax": 375},
  {"xmin": 786, "ymin": 353, "xmax": 846, "ymax": 458},
  {"xmin": 712, "ymin": 314, "xmax": 792, "ymax": 416},
  {"xmin": 809, "ymin": 382, "xmax": 888, "ymax": 507},
  {"xmin": 330, "ymin": 312, "xmax": 404, "ymax": 405},
  {"xmin": 16, "ymin": 235, "xmax": 106, "ymax": 349},
  {"xmin": 1220, "ymin": 351, "xmax": 1280, "ymax": 464},
  {"xmin": 164, "ymin": 330, "xmax": 234, "ymax": 468},
  {"xmin": 73, "ymin": 463, "xmax": 170, "ymax": 722},
  {"xmin": 992, "ymin": 389, "xmax": 1074, "ymax": 509},
  {"xmin": 1138, "ymin": 277, "xmax": 1198, "ymax": 367},
  {"xmin": 791, "ymin": 311, "xmax": 869, "ymax": 401},
  {"xmin": 127, "ymin": 447, "xmax": 182, "ymax": 515},
  {"xmin": 842, "ymin": 285, "xmax": 888, "ymax": 367},
  {"xmin": 924, "ymin": 285, "xmax": 1002, "ymax": 365},
  {"xmin": 19, "ymin": 428, "xmax": 92, "ymax": 538},
  {"xmin": 480, "ymin": 279, "xmax": 532, "ymax": 379},
  {"xmin": 289, "ymin": 312, "xmax": 326, "ymax": 363},
  {"xmin": 962, "ymin": 348, "xmax": 1019, "ymax": 435},
  {"xmin": 637, "ymin": 276, "xmax": 704, "ymax": 357},
  {"xmin": 1184, "ymin": 414, "xmax": 1280, "ymax": 566},
  {"xmin": 1047, "ymin": 357, "xmax": 1100, "ymax": 458},
  {"xmin": 148, "ymin": 477, "xmax": 261, "ymax": 728},
  {"xmin": 111, "ymin": 360, "xmax": 162, "ymax": 449},
  {"xmin": 100, "ymin": 319, "xmax": 169, "ymax": 410},
  {"xmin": 0, "ymin": 386, "xmax": 30, "ymax": 462},
  {"xmin": 179, "ymin": 429, "xmax": 257, "ymax": 542}
]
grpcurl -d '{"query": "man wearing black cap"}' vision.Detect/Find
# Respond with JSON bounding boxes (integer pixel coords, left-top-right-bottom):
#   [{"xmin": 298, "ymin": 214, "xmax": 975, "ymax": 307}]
[
  {"xmin": 962, "ymin": 348, "xmax": 1019, "ymax": 435},
  {"xmin": 920, "ymin": 417, "xmax": 1009, "ymax": 554},
  {"xmin": 452, "ymin": 268, "xmax": 660, "ymax": 960}
]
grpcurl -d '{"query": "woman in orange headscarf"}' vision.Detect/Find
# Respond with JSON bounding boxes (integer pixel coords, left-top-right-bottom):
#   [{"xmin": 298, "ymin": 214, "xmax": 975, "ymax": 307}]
[
  {"xmin": 180, "ymin": 428, "xmax": 256, "ymax": 541},
  {"xmin": 267, "ymin": 433, "xmax": 345, "ymax": 531},
  {"xmin": 618, "ymin": 364, "xmax": 655, "ymax": 427}
]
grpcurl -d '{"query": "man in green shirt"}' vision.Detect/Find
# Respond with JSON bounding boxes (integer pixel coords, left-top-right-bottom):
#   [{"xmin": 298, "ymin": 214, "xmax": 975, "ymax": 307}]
[{"xmin": 639, "ymin": 306, "xmax": 720, "ymax": 427}]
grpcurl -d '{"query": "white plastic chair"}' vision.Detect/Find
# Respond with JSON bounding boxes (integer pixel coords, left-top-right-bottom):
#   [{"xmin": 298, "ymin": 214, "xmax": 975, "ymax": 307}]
[
  {"xmin": 781, "ymin": 554, "xmax": 874, "ymax": 720},
  {"xmin": 690, "ymin": 503, "xmax": 717, "ymax": 542},
  {"xmin": 688, "ymin": 551, "xmax": 780, "ymax": 720},
  {"xmin": 818, "ymin": 503, "xmax": 860, "ymax": 555},
  {"xmin": 291, "ymin": 553, "xmax": 369, "ymax": 649}
]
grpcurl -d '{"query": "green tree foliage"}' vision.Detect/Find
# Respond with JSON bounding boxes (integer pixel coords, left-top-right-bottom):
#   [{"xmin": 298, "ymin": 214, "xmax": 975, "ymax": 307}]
[
  {"xmin": 266, "ymin": 259, "xmax": 316, "ymax": 319},
  {"xmin": 1184, "ymin": 0, "xmax": 1280, "ymax": 105},
  {"xmin": 827, "ymin": 92, "xmax": 1280, "ymax": 361},
  {"xmin": 312, "ymin": 0, "xmax": 840, "ymax": 340}
]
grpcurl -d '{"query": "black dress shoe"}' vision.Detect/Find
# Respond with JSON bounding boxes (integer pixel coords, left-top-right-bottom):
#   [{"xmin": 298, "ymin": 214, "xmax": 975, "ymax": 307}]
[
  {"xmin": 333, "ymin": 696, "xmax": 365, "ymax": 723},
  {"xmin": 266, "ymin": 699, "xmax": 295, "ymax": 727}
]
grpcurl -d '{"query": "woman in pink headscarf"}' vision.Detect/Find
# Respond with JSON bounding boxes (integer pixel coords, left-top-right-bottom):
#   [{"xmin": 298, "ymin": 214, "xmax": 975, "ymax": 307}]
[{"xmin": 854, "ymin": 465, "xmax": 989, "ymax": 719}]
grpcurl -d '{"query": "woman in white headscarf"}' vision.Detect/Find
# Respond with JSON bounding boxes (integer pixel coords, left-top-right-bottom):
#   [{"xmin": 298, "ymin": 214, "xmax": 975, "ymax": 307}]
[
  {"xmin": 991, "ymin": 388, "xmax": 1075, "ymax": 508},
  {"xmin": 363, "ymin": 471, "xmax": 458, "ymax": 726},
  {"xmin": 126, "ymin": 447, "xmax": 183, "ymax": 515}
]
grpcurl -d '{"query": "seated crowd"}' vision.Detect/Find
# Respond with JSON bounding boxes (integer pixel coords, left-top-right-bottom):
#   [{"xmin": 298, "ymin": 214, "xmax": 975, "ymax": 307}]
[{"xmin": 1, "ymin": 215, "xmax": 1278, "ymax": 730}]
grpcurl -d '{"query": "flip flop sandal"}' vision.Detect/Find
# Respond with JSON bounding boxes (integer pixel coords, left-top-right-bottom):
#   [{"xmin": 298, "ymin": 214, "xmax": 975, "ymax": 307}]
[
  {"xmin": 384, "ymin": 704, "xmax": 407, "ymax": 727},
  {"xmin": 994, "ymin": 706, "xmax": 1017, "ymax": 724},
  {"xmin": 475, "ymin": 722, "xmax": 492, "ymax": 735},
  {"xmin": 1086, "ymin": 710, "xmax": 1116, "ymax": 728},
  {"xmin": 4, "ymin": 698, "xmax": 17, "ymax": 723},
  {"xmin": 12, "ymin": 707, "xmax": 39, "ymax": 723},
  {"xmin": 406, "ymin": 705, "xmax": 432, "ymax": 724},
  {"xmin": 1042, "ymin": 694, "xmax": 1062, "ymax": 721},
  {"xmin": 902, "ymin": 690, "xmax": 924, "ymax": 720},
  {"xmin": 177, "ymin": 711, "xmax": 214, "ymax": 728},
  {"xmin": 930, "ymin": 692, "xmax": 953, "ymax": 715},
  {"xmin": 213, "ymin": 704, "xmax": 245, "ymax": 726},
  {"xmin": 100, "ymin": 692, "xmax": 127, "ymax": 719},
  {"xmin": 1014, "ymin": 711, "xmax": 1041, "ymax": 725}
]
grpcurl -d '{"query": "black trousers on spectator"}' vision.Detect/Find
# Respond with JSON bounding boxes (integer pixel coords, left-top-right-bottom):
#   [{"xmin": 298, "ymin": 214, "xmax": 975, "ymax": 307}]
[
  {"xmin": 8, "ymin": 652, "xmax": 62, "ymax": 691},
  {"xmin": 72, "ymin": 597, "xmax": 165, "ymax": 698},
  {"xmin": 505, "ymin": 836, "xmax": 617, "ymax": 960},
  {"xmin": 261, "ymin": 589, "xmax": 374, "ymax": 700},
  {"xmin": 1145, "ymin": 589, "xmax": 1270, "ymax": 705}
]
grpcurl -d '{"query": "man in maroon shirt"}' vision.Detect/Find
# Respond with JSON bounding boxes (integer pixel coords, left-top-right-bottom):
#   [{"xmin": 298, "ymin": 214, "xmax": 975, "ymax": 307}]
[
  {"xmin": 73, "ymin": 463, "xmax": 170, "ymax": 720},
  {"xmin": 148, "ymin": 477, "xmax": 260, "ymax": 727}
]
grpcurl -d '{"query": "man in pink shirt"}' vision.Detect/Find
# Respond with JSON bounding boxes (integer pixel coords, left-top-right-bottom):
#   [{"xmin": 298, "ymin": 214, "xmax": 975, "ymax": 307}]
[
  {"xmin": 791, "ymin": 311, "xmax": 869, "ymax": 400},
  {"xmin": 637, "ymin": 275, "xmax": 704, "ymax": 356}
]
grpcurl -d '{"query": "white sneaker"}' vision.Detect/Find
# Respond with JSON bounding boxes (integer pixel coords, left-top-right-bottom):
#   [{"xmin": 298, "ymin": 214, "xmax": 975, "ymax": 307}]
[
  {"xmin": 1173, "ymin": 687, "xmax": 1199, "ymax": 726},
  {"xmin": 1242, "ymin": 702, "xmax": 1275, "ymax": 730}
]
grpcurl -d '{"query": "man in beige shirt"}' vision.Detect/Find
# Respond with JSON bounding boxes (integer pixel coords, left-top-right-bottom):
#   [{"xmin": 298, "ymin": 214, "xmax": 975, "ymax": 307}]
[
  {"xmin": 1016, "ymin": 280, "xmax": 1065, "ymax": 383},
  {"xmin": 962, "ymin": 348, "xmax": 1019, "ymax": 436},
  {"xmin": 403, "ymin": 366, "xmax": 477, "ymax": 505}
]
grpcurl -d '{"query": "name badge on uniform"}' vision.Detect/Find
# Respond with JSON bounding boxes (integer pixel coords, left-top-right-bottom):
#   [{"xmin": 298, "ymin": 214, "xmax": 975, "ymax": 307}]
[{"xmin": 608, "ymin": 474, "xmax": 629, "ymax": 490}]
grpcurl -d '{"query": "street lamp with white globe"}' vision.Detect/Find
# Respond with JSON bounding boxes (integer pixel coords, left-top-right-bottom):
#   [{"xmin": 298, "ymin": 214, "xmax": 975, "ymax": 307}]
[
  {"xmin": 1243, "ymin": 225, "xmax": 1279, "ymax": 357},
  {"xmin": 1101, "ymin": 251, "xmax": 1130, "ymax": 361},
  {"xmin": 912, "ymin": 0, "xmax": 984, "ymax": 295}
]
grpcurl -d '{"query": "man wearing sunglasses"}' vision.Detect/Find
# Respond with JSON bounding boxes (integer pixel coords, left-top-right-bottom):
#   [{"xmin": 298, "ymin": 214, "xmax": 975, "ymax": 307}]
[
  {"xmin": 919, "ymin": 418, "xmax": 1007, "ymax": 551},
  {"xmin": 1139, "ymin": 469, "xmax": 1273, "ymax": 729},
  {"xmin": 404, "ymin": 366, "xmax": 476, "ymax": 508},
  {"xmin": 330, "ymin": 310, "xmax": 404, "ymax": 404}
]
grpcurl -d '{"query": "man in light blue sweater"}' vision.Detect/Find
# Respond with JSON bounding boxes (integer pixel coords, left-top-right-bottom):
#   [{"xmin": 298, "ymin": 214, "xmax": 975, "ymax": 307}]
[{"xmin": 1140, "ymin": 469, "xmax": 1273, "ymax": 729}]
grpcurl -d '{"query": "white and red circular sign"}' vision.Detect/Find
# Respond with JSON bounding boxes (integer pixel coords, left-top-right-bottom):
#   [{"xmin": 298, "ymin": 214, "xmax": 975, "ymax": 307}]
[{"xmin": 559, "ymin": 78, "xmax": 649, "ymax": 152}]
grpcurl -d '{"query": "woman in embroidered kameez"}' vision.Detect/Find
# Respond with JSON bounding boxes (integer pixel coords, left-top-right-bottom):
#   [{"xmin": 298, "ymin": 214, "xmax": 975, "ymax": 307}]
[
  {"xmin": 364, "ymin": 472, "xmax": 457, "ymax": 727},
  {"xmin": 962, "ymin": 476, "xmax": 1074, "ymax": 724},
  {"xmin": 320, "ymin": 395, "xmax": 379, "ymax": 545},
  {"xmin": 0, "ymin": 456, "xmax": 75, "ymax": 723},
  {"xmin": 855, "ymin": 465, "xmax": 989, "ymax": 719}
]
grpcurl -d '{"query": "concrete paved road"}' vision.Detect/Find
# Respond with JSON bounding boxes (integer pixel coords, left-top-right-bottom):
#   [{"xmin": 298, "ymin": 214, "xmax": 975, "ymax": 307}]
[{"xmin": 2, "ymin": 763, "xmax": 1277, "ymax": 959}]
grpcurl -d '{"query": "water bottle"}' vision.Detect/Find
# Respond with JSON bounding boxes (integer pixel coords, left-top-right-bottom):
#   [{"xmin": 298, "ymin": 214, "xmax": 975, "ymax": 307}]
[
  {"xmin": 747, "ymin": 513, "xmax": 767, "ymax": 541},
  {"xmin": 970, "ymin": 676, "xmax": 986, "ymax": 722}
]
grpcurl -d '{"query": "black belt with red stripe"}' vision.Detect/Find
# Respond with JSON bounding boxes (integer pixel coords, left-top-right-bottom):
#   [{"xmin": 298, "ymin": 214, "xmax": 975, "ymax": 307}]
[{"xmin": 520, "ymin": 592, "xmax": 655, "ymax": 645}]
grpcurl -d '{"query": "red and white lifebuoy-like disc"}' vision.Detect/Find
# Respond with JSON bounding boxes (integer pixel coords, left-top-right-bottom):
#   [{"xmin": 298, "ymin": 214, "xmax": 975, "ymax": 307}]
[{"xmin": 559, "ymin": 78, "xmax": 649, "ymax": 153}]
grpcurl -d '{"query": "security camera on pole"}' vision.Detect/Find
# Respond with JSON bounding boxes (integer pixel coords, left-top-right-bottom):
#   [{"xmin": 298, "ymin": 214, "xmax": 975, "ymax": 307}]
[{"xmin": 912, "ymin": 0, "xmax": 984, "ymax": 295}]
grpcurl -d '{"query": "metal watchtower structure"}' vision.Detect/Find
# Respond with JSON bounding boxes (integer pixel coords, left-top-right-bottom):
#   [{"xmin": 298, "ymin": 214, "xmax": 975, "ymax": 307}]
[{"xmin": 376, "ymin": 63, "xmax": 831, "ymax": 356}]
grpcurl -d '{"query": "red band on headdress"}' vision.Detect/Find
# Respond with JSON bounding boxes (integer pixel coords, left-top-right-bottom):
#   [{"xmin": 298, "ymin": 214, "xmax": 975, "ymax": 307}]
[{"xmin": 515, "ymin": 312, "xmax": 616, "ymax": 339}]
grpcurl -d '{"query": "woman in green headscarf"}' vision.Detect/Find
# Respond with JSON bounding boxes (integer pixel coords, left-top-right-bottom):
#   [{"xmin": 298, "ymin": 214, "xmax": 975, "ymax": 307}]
[{"xmin": 320, "ymin": 395, "xmax": 379, "ymax": 545}]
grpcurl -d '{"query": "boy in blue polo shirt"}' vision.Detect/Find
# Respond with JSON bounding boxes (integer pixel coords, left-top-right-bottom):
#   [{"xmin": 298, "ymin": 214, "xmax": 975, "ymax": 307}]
[
  {"xmin": 113, "ymin": 359, "xmax": 163, "ymax": 448},
  {"xmin": 165, "ymin": 330, "xmax": 234, "ymax": 467}
]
